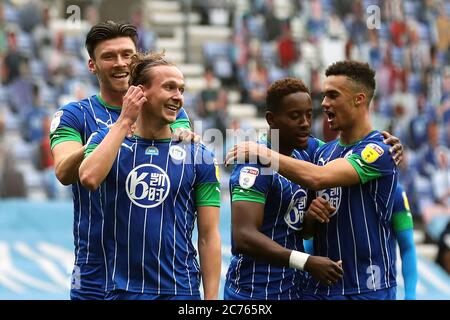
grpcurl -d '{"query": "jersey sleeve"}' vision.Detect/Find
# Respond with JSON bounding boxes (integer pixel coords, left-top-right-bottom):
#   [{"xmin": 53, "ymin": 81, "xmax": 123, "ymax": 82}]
[
  {"xmin": 49, "ymin": 103, "xmax": 85, "ymax": 149},
  {"xmin": 171, "ymin": 107, "xmax": 191, "ymax": 130},
  {"xmin": 346, "ymin": 138, "xmax": 395, "ymax": 184},
  {"xmin": 305, "ymin": 136, "xmax": 325, "ymax": 160},
  {"xmin": 230, "ymin": 162, "xmax": 273, "ymax": 204},
  {"xmin": 194, "ymin": 144, "xmax": 220, "ymax": 207},
  {"xmin": 392, "ymin": 184, "xmax": 414, "ymax": 232},
  {"xmin": 83, "ymin": 127, "xmax": 109, "ymax": 158}
]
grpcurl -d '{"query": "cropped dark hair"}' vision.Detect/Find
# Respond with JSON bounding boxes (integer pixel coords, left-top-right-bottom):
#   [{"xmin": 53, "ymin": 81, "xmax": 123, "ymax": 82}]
[
  {"xmin": 85, "ymin": 20, "xmax": 138, "ymax": 59},
  {"xmin": 266, "ymin": 78, "xmax": 310, "ymax": 113},
  {"xmin": 325, "ymin": 60, "xmax": 376, "ymax": 103},
  {"xmin": 128, "ymin": 51, "xmax": 174, "ymax": 87}
]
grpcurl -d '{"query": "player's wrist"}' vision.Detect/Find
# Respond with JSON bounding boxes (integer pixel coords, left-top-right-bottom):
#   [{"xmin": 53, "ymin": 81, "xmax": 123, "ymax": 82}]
[{"xmin": 289, "ymin": 250, "xmax": 310, "ymax": 271}]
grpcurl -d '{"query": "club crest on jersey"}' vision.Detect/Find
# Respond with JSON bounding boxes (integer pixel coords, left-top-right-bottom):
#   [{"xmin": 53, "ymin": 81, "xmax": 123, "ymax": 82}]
[
  {"xmin": 361, "ymin": 143, "xmax": 384, "ymax": 163},
  {"xmin": 239, "ymin": 166, "xmax": 259, "ymax": 189},
  {"xmin": 145, "ymin": 146, "xmax": 159, "ymax": 156},
  {"xmin": 50, "ymin": 110, "xmax": 63, "ymax": 133},
  {"xmin": 169, "ymin": 145, "xmax": 186, "ymax": 161},
  {"xmin": 317, "ymin": 187, "xmax": 342, "ymax": 218},
  {"xmin": 284, "ymin": 189, "xmax": 307, "ymax": 230},
  {"xmin": 125, "ymin": 164, "xmax": 170, "ymax": 208}
]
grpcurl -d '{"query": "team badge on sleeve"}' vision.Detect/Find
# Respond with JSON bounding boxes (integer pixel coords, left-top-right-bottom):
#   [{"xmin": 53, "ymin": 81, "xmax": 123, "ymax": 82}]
[
  {"xmin": 50, "ymin": 110, "xmax": 63, "ymax": 133},
  {"xmin": 361, "ymin": 143, "xmax": 384, "ymax": 163},
  {"xmin": 239, "ymin": 166, "xmax": 259, "ymax": 189}
]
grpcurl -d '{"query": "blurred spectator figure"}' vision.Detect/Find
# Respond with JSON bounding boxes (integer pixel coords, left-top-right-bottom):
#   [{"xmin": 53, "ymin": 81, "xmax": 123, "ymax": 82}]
[
  {"xmin": 17, "ymin": 1, "xmax": 41, "ymax": 34},
  {"xmin": 277, "ymin": 24, "xmax": 298, "ymax": 70},
  {"xmin": 436, "ymin": 221, "xmax": 450, "ymax": 275},
  {"xmin": 419, "ymin": 121, "xmax": 443, "ymax": 179},
  {"xmin": 2, "ymin": 30, "xmax": 23, "ymax": 84},
  {"xmin": 22, "ymin": 83, "xmax": 49, "ymax": 144},
  {"xmin": 0, "ymin": 3, "xmax": 7, "ymax": 58},
  {"xmin": 32, "ymin": 6, "xmax": 52, "ymax": 61},
  {"xmin": 6, "ymin": 55, "xmax": 33, "ymax": 117},
  {"xmin": 346, "ymin": 0, "xmax": 368, "ymax": 46},
  {"xmin": 262, "ymin": 0, "xmax": 281, "ymax": 42},
  {"xmin": 44, "ymin": 31, "xmax": 71, "ymax": 89},
  {"xmin": 197, "ymin": 67, "xmax": 228, "ymax": 135},
  {"xmin": 131, "ymin": 8, "xmax": 156, "ymax": 52},
  {"xmin": 370, "ymin": 95, "xmax": 391, "ymax": 132},
  {"xmin": 408, "ymin": 93, "xmax": 434, "ymax": 150},
  {"xmin": 438, "ymin": 70, "xmax": 450, "ymax": 125},
  {"xmin": 0, "ymin": 149, "xmax": 27, "ymax": 198},
  {"xmin": 306, "ymin": 0, "xmax": 326, "ymax": 41},
  {"xmin": 430, "ymin": 147, "xmax": 450, "ymax": 207},
  {"xmin": 436, "ymin": 4, "xmax": 450, "ymax": 62},
  {"xmin": 245, "ymin": 58, "xmax": 269, "ymax": 115},
  {"xmin": 84, "ymin": 4, "xmax": 99, "ymax": 27}
]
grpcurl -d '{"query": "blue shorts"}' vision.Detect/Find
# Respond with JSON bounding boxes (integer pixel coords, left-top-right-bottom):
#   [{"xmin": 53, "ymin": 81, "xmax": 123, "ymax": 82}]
[
  {"xmin": 70, "ymin": 263, "xmax": 106, "ymax": 300},
  {"xmin": 105, "ymin": 290, "xmax": 201, "ymax": 300},
  {"xmin": 302, "ymin": 287, "xmax": 397, "ymax": 300},
  {"xmin": 224, "ymin": 284, "xmax": 302, "ymax": 300}
]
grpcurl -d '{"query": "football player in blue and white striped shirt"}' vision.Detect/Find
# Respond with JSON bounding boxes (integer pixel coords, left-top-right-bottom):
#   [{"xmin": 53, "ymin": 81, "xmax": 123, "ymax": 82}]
[
  {"xmin": 78, "ymin": 51, "xmax": 221, "ymax": 300},
  {"xmin": 225, "ymin": 78, "xmax": 343, "ymax": 300},
  {"xmin": 228, "ymin": 61, "xmax": 400, "ymax": 300},
  {"xmin": 50, "ymin": 21, "xmax": 192, "ymax": 300},
  {"xmin": 50, "ymin": 21, "xmax": 190, "ymax": 300}
]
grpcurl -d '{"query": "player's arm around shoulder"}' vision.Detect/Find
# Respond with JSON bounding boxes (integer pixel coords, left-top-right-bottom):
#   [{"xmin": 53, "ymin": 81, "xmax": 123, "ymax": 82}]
[{"xmin": 346, "ymin": 137, "xmax": 395, "ymax": 185}]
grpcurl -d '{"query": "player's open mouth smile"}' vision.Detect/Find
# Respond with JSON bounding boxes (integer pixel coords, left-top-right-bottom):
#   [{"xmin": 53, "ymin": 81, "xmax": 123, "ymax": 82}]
[
  {"xmin": 165, "ymin": 104, "xmax": 180, "ymax": 112},
  {"xmin": 112, "ymin": 72, "xmax": 129, "ymax": 79},
  {"xmin": 324, "ymin": 110, "xmax": 336, "ymax": 121}
]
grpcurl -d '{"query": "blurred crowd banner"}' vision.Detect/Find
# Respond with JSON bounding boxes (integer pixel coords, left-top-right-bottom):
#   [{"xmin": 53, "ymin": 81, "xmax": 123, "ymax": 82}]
[{"xmin": 1, "ymin": 200, "xmax": 450, "ymax": 300}]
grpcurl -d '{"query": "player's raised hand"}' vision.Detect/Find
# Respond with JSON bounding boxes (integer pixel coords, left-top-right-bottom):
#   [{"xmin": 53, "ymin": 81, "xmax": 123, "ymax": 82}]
[
  {"xmin": 119, "ymin": 85, "xmax": 147, "ymax": 128},
  {"xmin": 304, "ymin": 256, "xmax": 343, "ymax": 286},
  {"xmin": 225, "ymin": 142, "xmax": 273, "ymax": 167},
  {"xmin": 306, "ymin": 197, "xmax": 335, "ymax": 223},
  {"xmin": 381, "ymin": 131, "xmax": 403, "ymax": 166},
  {"xmin": 172, "ymin": 127, "xmax": 201, "ymax": 143}
]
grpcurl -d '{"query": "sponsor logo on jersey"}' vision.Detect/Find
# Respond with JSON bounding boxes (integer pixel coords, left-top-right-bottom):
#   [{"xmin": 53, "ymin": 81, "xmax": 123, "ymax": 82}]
[
  {"xmin": 50, "ymin": 111, "xmax": 63, "ymax": 133},
  {"xmin": 284, "ymin": 189, "xmax": 308, "ymax": 230},
  {"xmin": 239, "ymin": 166, "xmax": 259, "ymax": 189},
  {"xmin": 169, "ymin": 145, "xmax": 186, "ymax": 161},
  {"xmin": 145, "ymin": 146, "xmax": 159, "ymax": 156},
  {"xmin": 317, "ymin": 187, "xmax": 342, "ymax": 218},
  {"xmin": 361, "ymin": 143, "xmax": 384, "ymax": 163},
  {"xmin": 125, "ymin": 164, "xmax": 170, "ymax": 208}
]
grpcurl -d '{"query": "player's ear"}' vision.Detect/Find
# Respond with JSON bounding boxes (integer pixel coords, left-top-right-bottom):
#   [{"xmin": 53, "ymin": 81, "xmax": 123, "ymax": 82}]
[
  {"xmin": 355, "ymin": 92, "xmax": 366, "ymax": 106},
  {"xmin": 88, "ymin": 59, "xmax": 96, "ymax": 74},
  {"xmin": 266, "ymin": 111, "xmax": 275, "ymax": 128}
]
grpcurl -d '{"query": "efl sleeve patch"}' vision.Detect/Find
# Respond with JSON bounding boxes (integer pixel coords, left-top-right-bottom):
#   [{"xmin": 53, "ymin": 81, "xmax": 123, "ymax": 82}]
[
  {"xmin": 239, "ymin": 166, "xmax": 260, "ymax": 189},
  {"xmin": 402, "ymin": 191, "xmax": 411, "ymax": 211},
  {"xmin": 361, "ymin": 143, "xmax": 384, "ymax": 163}
]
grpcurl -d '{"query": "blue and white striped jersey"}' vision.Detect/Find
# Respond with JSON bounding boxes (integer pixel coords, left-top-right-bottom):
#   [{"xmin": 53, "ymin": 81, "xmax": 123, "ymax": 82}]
[
  {"xmin": 304, "ymin": 130, "xmax": 398, "ymax": 296},
  {"xmin": 49, "ymin": 94, "xmax": 190, "ymax": 289},
  {"xmin": 225, "ymin": 139, "xmax": 314, "ymax": 300},
  {"xmin": 86, "ymin": 128, "xmax": 220, "ymax": 295}
]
